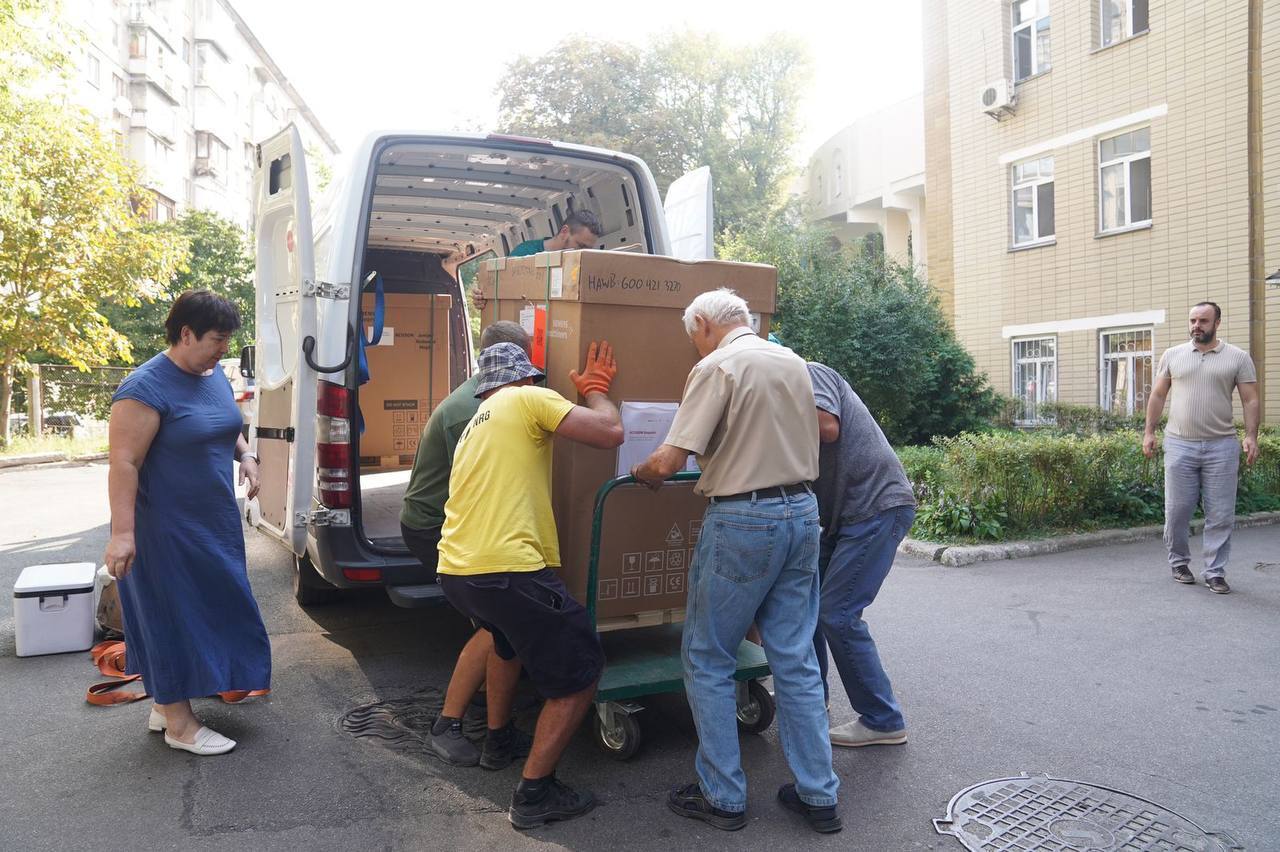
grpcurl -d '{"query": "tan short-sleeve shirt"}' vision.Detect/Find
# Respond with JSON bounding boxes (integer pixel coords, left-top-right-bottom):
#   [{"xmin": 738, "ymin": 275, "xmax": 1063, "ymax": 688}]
[
  {"xmin": 1156, "ymin": 340, "xmax": 1257, "ymax": 439},
  {"xmin": 664, "ymin": 327, "xmax": 819, "ymax": 496}
]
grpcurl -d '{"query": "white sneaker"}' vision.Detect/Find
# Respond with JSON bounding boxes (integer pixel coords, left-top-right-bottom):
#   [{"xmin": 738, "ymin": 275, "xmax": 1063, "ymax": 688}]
[
  {"xmin": 164, "ymin": 726, "xmax": 237, "ymax": 755},
  {"xmin": 830, "ymin": 718, "xmax": 907, "ymax": 748},
  {"xmin": 147, "ymin": 707, "xmax": 166, "ymax": 732}
]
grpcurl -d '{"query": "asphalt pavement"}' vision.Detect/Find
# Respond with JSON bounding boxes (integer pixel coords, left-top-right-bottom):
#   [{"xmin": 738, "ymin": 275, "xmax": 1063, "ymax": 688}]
[{"xmin": 1, "ymin": 460, "xmax": 1278, "ymax": 851}]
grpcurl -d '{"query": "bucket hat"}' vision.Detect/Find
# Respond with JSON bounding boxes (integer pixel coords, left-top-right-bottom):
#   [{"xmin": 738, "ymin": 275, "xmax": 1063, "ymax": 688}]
[{"xmin": 474, "ymin": 342, "xmax": 544, "ymax": 397}]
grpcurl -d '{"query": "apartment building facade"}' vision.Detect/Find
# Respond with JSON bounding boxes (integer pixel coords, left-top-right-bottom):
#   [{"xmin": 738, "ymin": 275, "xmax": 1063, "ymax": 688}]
[
  {"xmin": 924, "ymin": 0, "xmax": 1278, "ymax": 426},
  {"xmin": 803, "ymin": 96, "xmax": 928, "ymax": 270},
  {"xmin": 67, "ymin": 0, "xmax": 339, "ymax": 229}
]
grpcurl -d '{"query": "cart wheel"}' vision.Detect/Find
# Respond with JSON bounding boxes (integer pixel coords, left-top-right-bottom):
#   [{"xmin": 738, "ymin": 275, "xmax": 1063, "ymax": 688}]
[
  {"xmin": 737, "ymin": 680, "xmax": 775, "ymax": 734},
  {"xmin": 593, "ymin": 710, "xmax": 642, "ymax": 760}
]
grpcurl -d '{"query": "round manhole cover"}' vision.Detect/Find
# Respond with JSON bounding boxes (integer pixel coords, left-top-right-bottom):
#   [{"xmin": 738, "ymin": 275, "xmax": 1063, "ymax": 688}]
[{"xmin": 934, "ymin": 773, "xmax": 1241, "ymax": 851}]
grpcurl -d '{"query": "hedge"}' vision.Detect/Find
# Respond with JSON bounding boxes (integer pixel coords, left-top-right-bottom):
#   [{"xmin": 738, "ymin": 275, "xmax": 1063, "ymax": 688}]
[{"xmin": 902, "ymin": 430, "xmax": 1280, "ymax": 543}]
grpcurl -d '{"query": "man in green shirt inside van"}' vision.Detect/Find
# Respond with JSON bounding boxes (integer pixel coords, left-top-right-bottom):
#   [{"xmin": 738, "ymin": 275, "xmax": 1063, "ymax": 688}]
[
  {"xmin": 508, "ymin": 209, "xmax": 605, "ymax": 257},
  {"xmin": 400, "ymin": 320, "xmax": 533, "ymax": 770}
]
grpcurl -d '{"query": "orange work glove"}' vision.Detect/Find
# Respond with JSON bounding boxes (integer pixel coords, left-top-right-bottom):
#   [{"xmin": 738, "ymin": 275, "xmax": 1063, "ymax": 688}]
[{"xmin": 569, "ymin": 340, "xmax": 618, "ymax": 397}]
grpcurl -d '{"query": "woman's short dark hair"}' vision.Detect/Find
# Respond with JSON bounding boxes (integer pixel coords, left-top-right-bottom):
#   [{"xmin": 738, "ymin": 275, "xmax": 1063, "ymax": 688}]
[{"xmin": 164, "ymin": 290, "xmax": 242, "ymax": 345}]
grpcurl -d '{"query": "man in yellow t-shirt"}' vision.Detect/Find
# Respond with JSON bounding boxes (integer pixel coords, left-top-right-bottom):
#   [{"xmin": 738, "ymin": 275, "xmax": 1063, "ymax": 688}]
[{"xmin": 434, "ymin": 340, "xmax": 623, "ymax": 831}]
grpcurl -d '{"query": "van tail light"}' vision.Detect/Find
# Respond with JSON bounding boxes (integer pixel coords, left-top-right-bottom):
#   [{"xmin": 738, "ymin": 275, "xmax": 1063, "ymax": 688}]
[
  {"xmin": 316, "ymin": 380, "xmax": 351, "ymax": 509},
  {"xmin": 342, "ymin": 568, "xmax": 382, "ymax": 582}
]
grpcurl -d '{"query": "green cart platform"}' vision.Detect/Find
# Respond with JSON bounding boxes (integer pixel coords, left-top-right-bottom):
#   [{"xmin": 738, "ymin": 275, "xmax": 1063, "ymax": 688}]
[{"xmin": 586, "ymin": 473, "xmax": 775, "ymax": 760}]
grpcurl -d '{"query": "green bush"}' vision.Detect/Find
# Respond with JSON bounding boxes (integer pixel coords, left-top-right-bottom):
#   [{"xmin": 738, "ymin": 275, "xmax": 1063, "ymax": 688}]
[{"xmin": 899, "ymin": 431, "xmax": 1280, "ymax": 542}]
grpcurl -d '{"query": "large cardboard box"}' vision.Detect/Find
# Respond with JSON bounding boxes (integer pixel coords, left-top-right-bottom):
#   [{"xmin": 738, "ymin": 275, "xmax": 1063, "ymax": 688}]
[
  {"xmin": 358, "ymin": 293, "xmax": 452, "ymax": 471},
  {"xmin": 477, "ymin": 251, "xmax": 777, "ymax": 631}
]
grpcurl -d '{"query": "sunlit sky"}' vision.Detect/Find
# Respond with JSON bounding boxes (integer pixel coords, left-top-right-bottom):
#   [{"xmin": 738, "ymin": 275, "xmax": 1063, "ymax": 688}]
[{"xmin": 237, "ymin": 0, "xmax": 923, "ymax": 163}]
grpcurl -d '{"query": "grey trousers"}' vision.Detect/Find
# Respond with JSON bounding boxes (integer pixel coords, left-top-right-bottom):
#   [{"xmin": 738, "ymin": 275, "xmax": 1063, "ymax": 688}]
[{"xmin": 1163, "ymin": 435, "xmax": 1240, "ymax": 579}]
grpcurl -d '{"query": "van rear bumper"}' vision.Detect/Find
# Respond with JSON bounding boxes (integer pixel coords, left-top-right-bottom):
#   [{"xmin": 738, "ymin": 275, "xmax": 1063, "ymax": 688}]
[{"xmin": 308, "ymin": 524, "xmax": 443, "ymax": 603}]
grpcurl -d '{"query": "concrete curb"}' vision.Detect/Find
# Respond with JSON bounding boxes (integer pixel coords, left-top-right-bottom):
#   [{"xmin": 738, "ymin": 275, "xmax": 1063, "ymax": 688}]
[
  {"xmin": 0, "ymin": 451, "xmax": 109, "ymax": 470},
  {"xmin": 901, "ymin": 510, "xmax": 1280, "ymax": 566}
]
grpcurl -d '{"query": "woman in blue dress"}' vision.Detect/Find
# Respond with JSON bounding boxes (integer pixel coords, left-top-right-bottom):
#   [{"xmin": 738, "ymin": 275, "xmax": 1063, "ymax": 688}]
[{"xmin": 103, "ymin": 290, "xmax": 271, "ymax": 756}]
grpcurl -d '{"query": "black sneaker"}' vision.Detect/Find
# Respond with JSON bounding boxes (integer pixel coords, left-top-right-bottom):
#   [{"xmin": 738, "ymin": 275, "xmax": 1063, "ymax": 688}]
[
  {"xmin": 777, "ymin": 783, "xmax": 842, "ymax": 834},
  {"xmin": 1206, "ymin": 576, "xmax": 1231, "ymax": 594},
  {"xmin": 480, "ymin": 723, "xmax": 533, "ymax": 771},
  {"xmin": 1172, "ymin": 564, "xmax": 1195, "ymax": 584},
  {"xmin": 429, "ymin": 717, "xmax": 479, "ymax": 767},
  {"xmin": 508, "ymin": 776, "xmax": 596, "ymax": 829},
  {"xmin": 666, "ymin": 783, "xmax": 747, "ymax": 831}
]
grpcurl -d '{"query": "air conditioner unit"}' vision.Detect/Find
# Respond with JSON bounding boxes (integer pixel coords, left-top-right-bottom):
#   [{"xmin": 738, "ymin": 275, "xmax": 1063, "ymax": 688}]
[{"xmin": 980, "ymin": 80, "xmax": 1016, "ymax": 118}]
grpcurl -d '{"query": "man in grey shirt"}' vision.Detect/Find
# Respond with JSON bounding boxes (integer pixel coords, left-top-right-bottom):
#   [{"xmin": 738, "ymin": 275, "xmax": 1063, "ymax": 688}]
[
  {"xmin": 1143, "ymin": 301, "xmax": 1260, "ymax": 594},
  {"xmin": 807, "ymin": 361, "xmax": 917, "ymax": 748}
]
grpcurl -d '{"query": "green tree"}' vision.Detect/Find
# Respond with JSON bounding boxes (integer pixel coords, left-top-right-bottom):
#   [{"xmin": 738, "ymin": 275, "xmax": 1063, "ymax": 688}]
[
  {"xmin": 0, "ymin": 92, "xmax": 187, "ymax": 441},
  {"xmin": 0, "ymin": 0, "xmax": 69, "ymax": 95},
  {"xmin": 495, "ymin": 32, "xmax": 810, "ymax": 234},
  {"xmin": 718, "ymin": 210, "xmax": 1000, "ymax": 445},
  {"xmin": 101, "ymin": 210, "xmax": 256, "ymax": 361}
]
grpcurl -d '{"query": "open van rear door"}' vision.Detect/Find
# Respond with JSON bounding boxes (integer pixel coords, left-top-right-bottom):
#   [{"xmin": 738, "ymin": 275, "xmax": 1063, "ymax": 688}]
[
  {"xmin": 249, "ymin": 125, "xmax": 318, "ymax": 556},
  {"xmin": 663, "ymin": 166, "xmax": 714, "ymax": 260}
]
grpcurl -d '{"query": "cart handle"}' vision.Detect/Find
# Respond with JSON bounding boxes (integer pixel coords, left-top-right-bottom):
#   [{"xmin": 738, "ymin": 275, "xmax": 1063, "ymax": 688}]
[{"xmin": 586, "ymin": 471, "xmax": 701, "ymax": 628}]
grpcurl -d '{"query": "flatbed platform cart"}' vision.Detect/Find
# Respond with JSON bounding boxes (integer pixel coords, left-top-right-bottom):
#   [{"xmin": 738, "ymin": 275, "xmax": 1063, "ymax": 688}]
[{"xmin": 586, "ymin": 473, "xmax": 776, "ymax": 760}]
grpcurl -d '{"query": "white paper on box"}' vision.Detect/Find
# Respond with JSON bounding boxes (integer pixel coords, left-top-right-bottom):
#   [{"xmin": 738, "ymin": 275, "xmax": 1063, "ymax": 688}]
[
  {"xmin": 550, "ymin": 268, "xmax": 564, "ymax": 298},
  {"xmin": 616, "ymin": 402, "xmax": 700, "ymax": 477},
  {"xmin": 375, "ymin": 326, "xmax": 394, "ymax": 346},
  {"xmin": 519, "ymin": 306, "xmax": 535, "ymax": 335}
]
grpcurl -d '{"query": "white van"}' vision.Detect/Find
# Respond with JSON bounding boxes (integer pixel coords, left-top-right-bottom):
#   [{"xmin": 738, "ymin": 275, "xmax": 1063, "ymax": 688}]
[{"xmin": 246, "ymin": 126, "xmax": 713, "ymax": 607}]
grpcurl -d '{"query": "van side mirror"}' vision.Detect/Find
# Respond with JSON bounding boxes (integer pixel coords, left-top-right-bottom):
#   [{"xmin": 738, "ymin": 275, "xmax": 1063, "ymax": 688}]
[{"xmin": 239, "ymin": 345, "xmax": 256, "ymax": 379}]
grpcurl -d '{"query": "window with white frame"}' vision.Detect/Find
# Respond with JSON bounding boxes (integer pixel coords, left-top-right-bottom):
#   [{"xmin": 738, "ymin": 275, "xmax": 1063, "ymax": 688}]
[
  {"xmin": 1012, "ymin": 337, "xmax": 1056, "ymax": 423},
  {"xmin": 1099, "ymin": 127, "xmax": 1151, "ymax": 233},
  {"xmin": 1100, "ymin": 0, "xmax": 1149, "ymax": 47},
  {"xmin": 1012, "ymin": 0, "xmax": 1051, "ymax": 82},
  {"xmin": 833, "ymin": 154, "xmax": 843, "ymax": 199},
  {"xmin": 86, "ymin": 53, "xmax": 100, "ymax": 87},
  {"xmin": 113, "ymin": 73, "xmax": 126, "ymax": 99},
  {"xmin": 1012, "ymin": 156, "xmax": 1055, "ymax": 246},
  {"xmin": 1100, "ymin": 327, "xmax": 1153, "ymax": 415}
]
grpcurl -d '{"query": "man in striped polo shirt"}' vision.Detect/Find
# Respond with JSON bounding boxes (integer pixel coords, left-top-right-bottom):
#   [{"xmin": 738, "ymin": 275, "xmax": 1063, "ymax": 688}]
[{"xmin": 1143, "ymin": 301, "xmax": 1260, "ymax": 594}]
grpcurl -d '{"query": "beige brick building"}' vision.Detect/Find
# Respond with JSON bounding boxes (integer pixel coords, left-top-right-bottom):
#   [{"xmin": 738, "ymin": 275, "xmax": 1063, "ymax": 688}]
[{"xmin": 924, "ymin": 0, "xmax": 1278, "ymax": 425}]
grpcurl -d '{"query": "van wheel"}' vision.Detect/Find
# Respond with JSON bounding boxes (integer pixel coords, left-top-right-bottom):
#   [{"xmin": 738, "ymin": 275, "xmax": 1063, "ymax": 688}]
[{"xmin": 293, "ymin": 552, "xmax": 342, "ymax": 606}]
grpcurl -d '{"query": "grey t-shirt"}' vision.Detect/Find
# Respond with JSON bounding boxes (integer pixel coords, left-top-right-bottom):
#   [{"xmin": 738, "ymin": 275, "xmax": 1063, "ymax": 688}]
[{"xmin": 807, "ymin": 362, "xmax": 916, "ymax": 530}]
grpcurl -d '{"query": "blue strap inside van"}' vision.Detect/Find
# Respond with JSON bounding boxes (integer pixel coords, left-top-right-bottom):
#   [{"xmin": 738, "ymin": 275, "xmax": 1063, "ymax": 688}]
[{"xmin": 356, "ymin": 273, "xmax": 386, "ymax": 433}]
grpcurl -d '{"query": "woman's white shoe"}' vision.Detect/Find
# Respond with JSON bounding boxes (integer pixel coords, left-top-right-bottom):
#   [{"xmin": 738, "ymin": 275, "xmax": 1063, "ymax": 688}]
[
  {"xmin": 147, "ymin": 707, "xmax": 166, "ymax": 732},
  {"xmin": 164, "ymin": 726, "xmax": 236, "ymax": 755}
]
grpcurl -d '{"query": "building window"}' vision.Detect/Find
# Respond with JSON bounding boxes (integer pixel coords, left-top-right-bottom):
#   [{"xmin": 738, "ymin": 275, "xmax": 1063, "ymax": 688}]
[
  {"xmin": 833, "ymin": 153, "xmax": 843, "ymax": 199},
  {"xmin": 1101, "ymin": 0, "xmax": 1149, "ymax": 47},
  {"xmin": 182, "ymin": 38, "xmax": 191, "ymax": 64},
  {"xmin": 1012, "ymin": 336, "xmax": 1056, "ymax": 423},
  {"xmin": 113, "ymin": 73, "xmax": 126, "ymax": 99},
  {"xmin": 129, "ymin": 30, "xmax": 147, "ymax": 59},
  {"xmin": 1099, "ymin": 127, "xmax": 1151, "ymax": 233},
  {"xmin": 86, "ymin": 53, "xmax": 101, "ymax": 87},
  {"xmin": 1012, "ymin": 0, "xmax": 1051, "ymax": 82},
  {"xmin": 152, "ymin": 193, "xmax": 176, "ymax": 223},
  {"xmin": 195, "ymin": 130, "xmax": 230, "ymax": 180},
  {"xmin": 1100, "ymin": 327, "xmax": 1154, "ymax": 415},
  {"xmin": 1011, "ymin": 156, "xmax": 1054, "ymax": 246}
]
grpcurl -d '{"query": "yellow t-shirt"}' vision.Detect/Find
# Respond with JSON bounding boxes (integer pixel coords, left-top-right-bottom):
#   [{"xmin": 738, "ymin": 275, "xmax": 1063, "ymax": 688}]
[{"xmin": 436, "ymin": 385, "xmax": 576, "ymax": 575}]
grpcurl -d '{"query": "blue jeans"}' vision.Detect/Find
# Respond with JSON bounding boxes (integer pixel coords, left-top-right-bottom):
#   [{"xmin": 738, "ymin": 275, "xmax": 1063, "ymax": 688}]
[
  {"xmin": 1163, "ymin": 435, "xmax": 1240, "ymax": 579},
  {"xmin": 813, "ymin": 505, "xmax": 914, "ymax": 733},
  {"xmin": 682, "ymin": 492, "xmax": 838, "ymax": 813}
]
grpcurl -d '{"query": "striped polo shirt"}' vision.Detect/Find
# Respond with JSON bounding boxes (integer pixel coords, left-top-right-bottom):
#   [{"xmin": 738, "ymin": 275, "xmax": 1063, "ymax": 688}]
[{"xmin": 1156, "ymin": 340, "xmax": 1257, "ymax": 439}]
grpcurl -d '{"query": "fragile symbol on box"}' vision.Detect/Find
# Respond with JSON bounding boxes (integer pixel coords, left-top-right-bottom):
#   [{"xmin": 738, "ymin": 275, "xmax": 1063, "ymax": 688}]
[
  {"xmin": 689, "ymin": 520, "xmax": 702, "ymax": 543},
  {"xmin": 622, "ymin": 577, "xmax": 641, "ymax": 598},
  {"xmin": 645, "ymin": 576, "xmax": 661, "ymax": 596},
  {"xmin": 665, "ymin": 524, "xmax": 684, "ymax": 547},
  {"xmin": 666, "ymin": 549, "xmax": 685, "ymax": 571},
  {"xmin": 599, "ymin": 579, "xmax": 618, "ymax": 600},
  {"xmin": 644, "ymin": 551, "xmax": 665, "ymax": 573},
  {"xmin": 394, "ymin": 439, "xmax": 407, "ymax": 450},
  {"xmin": 665, "ymin": 573, "xmax": 685, "ymax": 594},
  {"xmin": 622, "ymin": 553, "xmax": 642, "ymax": 574}
]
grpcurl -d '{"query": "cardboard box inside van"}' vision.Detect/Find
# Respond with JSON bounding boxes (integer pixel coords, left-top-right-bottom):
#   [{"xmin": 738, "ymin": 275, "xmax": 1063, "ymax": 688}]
[
  {"xmin": 478, "ymin": 250, "xmax": 777, "ymax": 630},
  {"xmin": 358, "ymin": 293, "xmax": 452, "ymax": 471}
]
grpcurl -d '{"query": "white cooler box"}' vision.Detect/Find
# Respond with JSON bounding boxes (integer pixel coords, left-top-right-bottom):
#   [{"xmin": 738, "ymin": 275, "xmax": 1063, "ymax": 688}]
[{"xmin": 14, "ymin": 562, "xmax": 97, "ymax": 657}]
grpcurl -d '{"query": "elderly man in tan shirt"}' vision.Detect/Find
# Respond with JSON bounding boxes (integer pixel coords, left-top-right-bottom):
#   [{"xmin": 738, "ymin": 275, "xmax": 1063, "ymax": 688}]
[{"xmin": 633, "ymin": 288, "xmax": 841, "ymax": 835}]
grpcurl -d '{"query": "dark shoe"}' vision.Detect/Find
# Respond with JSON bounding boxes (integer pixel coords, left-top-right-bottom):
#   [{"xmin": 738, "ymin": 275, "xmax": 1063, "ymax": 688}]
[
  {"xmin": 1172, "ymin": 564, "xmax": 1195, "ymax": 584},
  {"xmin": 666, "ymin": 783, "xmax": 747, "ymax": 831},
  {"xmin": 509, "ymin": 776, "xmax": 596, "ymax": 829},
  {"xmin": 1206, "ymin": 576, "xmax": 1231, "ymax": 594},
  {"xmin": 777, "ymin": 784, "xmax": 842, "ymax": 834},
  {"xmin": 480, "ymin": 723, "xmax": 533, "ymax": 771},
  {"xmin": 429, "ymin": 717, "xmax": 479, "ymax": 767}
]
